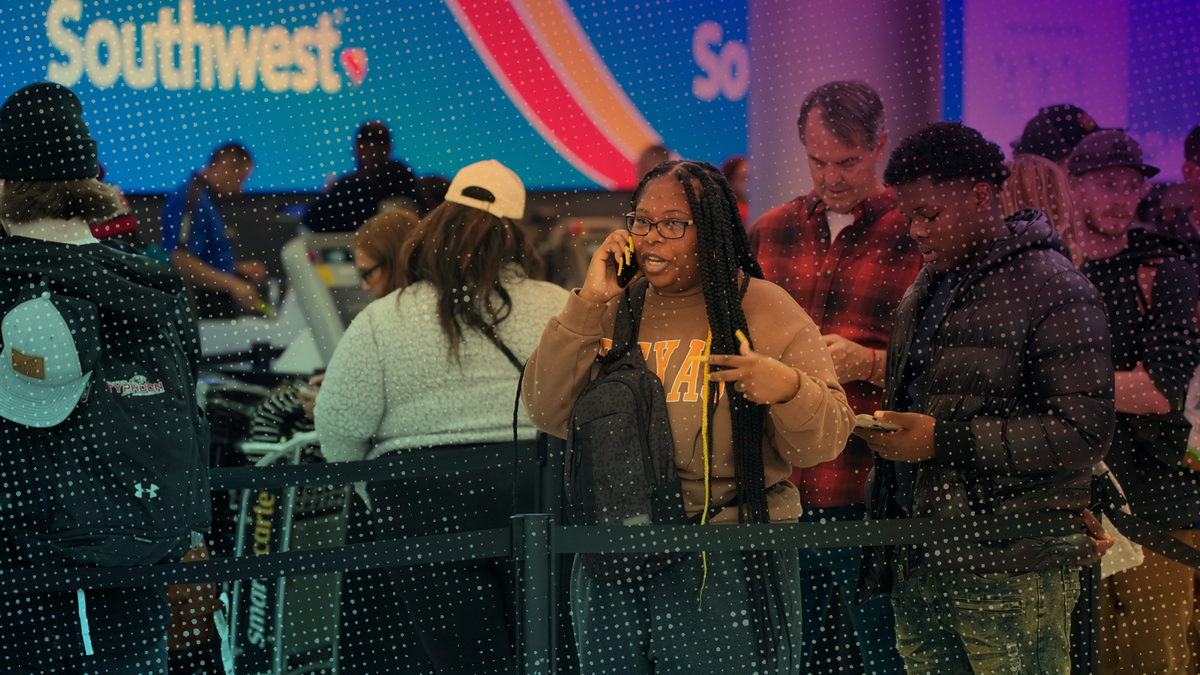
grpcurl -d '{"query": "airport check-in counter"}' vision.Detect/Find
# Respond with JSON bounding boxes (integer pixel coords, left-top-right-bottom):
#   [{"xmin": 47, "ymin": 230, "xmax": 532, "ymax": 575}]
[
  {"xmin": 197, "ymin": 233, "xmax": 373, "ymax": 375},
  {"xmin": 279, "ymin": 234, "xmax": 374, "ymax": 368}
]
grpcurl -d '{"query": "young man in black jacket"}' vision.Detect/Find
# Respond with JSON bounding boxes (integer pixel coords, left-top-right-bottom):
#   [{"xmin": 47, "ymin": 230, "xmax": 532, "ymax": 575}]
[
  {"xmin": 854, "ymin": 122, "xmax": 1116, "ymax": 674},
  {"xmin": 0, "ymin": 83, "xmax": 209, "ymax": 675},
  {"xmin": 1068, "ymin": 129, "xmax": 1200, "ymax": 675}
]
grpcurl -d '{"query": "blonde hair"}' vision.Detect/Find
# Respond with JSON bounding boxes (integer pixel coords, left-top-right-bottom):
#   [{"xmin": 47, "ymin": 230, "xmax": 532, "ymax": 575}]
[
  {"xmin": 353, "ymin": 208, "xmax": 420, "ymax": 296},
  {"xmin": 1000, "ymin": 154, "xmax": 1081, "ymax": 267}
]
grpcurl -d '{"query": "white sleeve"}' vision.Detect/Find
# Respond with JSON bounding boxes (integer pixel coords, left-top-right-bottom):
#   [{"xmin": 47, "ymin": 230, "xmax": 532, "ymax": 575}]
[{"xmin": 315, "ymin": 309, "xmax": 387, "ymax": 463}]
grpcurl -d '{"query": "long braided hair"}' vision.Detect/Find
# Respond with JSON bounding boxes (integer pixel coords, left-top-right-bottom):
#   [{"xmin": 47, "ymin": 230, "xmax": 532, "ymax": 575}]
[{"xmin": 632, "ymin": 160, "xmax": 791, "ymax": 669}]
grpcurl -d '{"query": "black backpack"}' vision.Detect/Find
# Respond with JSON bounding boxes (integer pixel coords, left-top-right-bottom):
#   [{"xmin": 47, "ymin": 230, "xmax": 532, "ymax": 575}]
[
  {"xmin": 1, "ymin": 278, "xmax": 211, "ymax": 567},
  {"xmin": 565, "ymin": 278, "xmax": 687, "ymax": 580}
]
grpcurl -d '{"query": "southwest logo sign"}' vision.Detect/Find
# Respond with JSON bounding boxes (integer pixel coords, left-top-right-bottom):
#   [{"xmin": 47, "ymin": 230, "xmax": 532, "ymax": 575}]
[
  {"xmin": 445, "ymin": 0, "xmax": 663, "ymax": 190},
  {"xmin": 44, "ymin": 0, "xmax": 368, "ymax": 93}
]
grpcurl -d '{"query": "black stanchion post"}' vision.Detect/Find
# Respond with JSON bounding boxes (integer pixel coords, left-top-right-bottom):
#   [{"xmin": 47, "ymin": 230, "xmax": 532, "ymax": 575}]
[
  {"xmin": 1070, "ymin": 562, "xmax": 1101, "ymax": 674},
  {"xmin": 1085, "ymin": 562, "xmax": 1100, "ymax": 674},
  {"xmin": 513, "ymin": 513, "xmax": 554, "ymax": 675}
]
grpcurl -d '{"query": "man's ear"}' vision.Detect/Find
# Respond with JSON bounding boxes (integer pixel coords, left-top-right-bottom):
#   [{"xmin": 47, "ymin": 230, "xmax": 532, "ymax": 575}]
[
  {"xmin": 871, "ymin": 131, "xmax": 889, "ymax": 164},
  {"xmin": 973, "ymin": 181, "xmax": 994, "ymax": 211}
]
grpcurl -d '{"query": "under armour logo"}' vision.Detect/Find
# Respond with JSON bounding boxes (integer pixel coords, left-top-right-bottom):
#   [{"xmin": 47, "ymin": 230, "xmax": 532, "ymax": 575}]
[{"xmin": 135, "ymin": 483, "xmax": 159, "ymax": 499}]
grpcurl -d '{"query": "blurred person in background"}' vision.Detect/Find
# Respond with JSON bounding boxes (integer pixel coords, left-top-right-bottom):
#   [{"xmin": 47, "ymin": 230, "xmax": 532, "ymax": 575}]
[
  {"xmin": 749, "ymin": 80, "xmax": 918, "ymax": 675},
  {"xmin": 299, "ymin": 207, "xmax": 420, "ymax": 420},
  {"xmin": 1185, "ymin": 125, "xmax": 1200, "ymax": 251},
  {"xmin": 314, "ymin": 160, "xmax": 568, "ymax": 674},
  {"xmin": 1000, "ymin": 153, "xmax": 1081, "ymax": 266},
  {"xmin": 1139, "ymin": 124, "xmax": 1200, "ymax": 259},
  {"xmin": 1137, "ymin": 183, "xmax": 1194, "ymax": 240},
  {"xmin": 162, "ymin": 142, "xmax": 268, "ymax": 318},
  {"xmin": 416, "ymin": 175, "xmax": 451, "ymax": 216},
  {"xmin": 303, "ymin": 120, "xmax": 420, "ymax": 233},
  {"xmin": 636, "ymin": 143, "xmax": 670, "ymax": 179},
  {"xmin": 1012, "ymin": 104, "xmax": 1103, "ymax": 173},
  {"xmin": 353, "ymin": 208, "xmax": 420, "ymax": 299},
  {"xmin": 721, "ymin": 155, "xmax": 750, "ymax": 222},
  {"xmin": 1068, "ymin": 129, "xmax": 1200, "ymax": 675}
]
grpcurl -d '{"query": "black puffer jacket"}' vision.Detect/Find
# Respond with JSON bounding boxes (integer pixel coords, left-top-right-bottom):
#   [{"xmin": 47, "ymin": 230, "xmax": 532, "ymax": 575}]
[
  {"xmin": 1080, "ymin": 229, "xmax": 1199, "ymax": 528},
  {"xmin": 857, "ymin": 210, "xmax": 1115, "ymax": 602}
]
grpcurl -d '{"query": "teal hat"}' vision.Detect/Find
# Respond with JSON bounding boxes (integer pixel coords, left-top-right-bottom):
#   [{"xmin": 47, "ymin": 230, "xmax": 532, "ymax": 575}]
[{"xmin": 0, "ymin": 285, "xmax": 100, "ymax": 427}]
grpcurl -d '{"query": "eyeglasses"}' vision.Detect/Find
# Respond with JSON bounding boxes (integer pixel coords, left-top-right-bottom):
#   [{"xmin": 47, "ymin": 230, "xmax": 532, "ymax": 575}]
[
  {"xmin": 624, "ymin": 213, "xmax": 693, "ymax": 239},
  {"xmin": 357, "ymin": 263, "xmax": 382, "ymax": 281}
]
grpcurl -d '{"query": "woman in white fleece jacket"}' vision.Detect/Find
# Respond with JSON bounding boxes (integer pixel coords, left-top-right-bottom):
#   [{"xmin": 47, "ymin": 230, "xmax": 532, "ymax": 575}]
[{"xmin": 315, "ymin": 160, "xmax": 568, "ymax": 675}]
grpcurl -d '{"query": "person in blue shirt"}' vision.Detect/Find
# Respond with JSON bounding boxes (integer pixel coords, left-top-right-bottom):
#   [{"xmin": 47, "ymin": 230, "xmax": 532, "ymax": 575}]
[{"xmin": 162, "ymin": 142, "xmax": 266, "ymax": 317}]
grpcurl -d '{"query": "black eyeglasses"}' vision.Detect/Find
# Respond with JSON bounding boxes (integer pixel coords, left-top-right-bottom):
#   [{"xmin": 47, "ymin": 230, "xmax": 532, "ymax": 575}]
[
  {"xmin": 624, "ymin": 213, "xmax": 693, "ymax": 239},
  {"xmin": 357, "ymin": 263, "xmax": 383, "ymax": 280}
]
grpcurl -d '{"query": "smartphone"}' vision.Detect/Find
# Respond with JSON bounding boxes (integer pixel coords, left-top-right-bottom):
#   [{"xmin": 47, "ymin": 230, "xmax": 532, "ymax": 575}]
[
  {"xmin": 616, "ymin": 237, "xmax": 639, "ymax": 288},
  {"xmin": 855, "ymin": 413, "xmax": 901, "ymax": 432}
]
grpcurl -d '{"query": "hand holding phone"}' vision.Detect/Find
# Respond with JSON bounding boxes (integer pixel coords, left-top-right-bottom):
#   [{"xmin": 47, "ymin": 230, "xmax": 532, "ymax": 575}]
[
  {"xmin": 615, "ymin": 236, "xmax": 639, "ymax": 287},
  {"xmin": 855, "ymin": 413, "xmax": 901, "ymax": 432}
]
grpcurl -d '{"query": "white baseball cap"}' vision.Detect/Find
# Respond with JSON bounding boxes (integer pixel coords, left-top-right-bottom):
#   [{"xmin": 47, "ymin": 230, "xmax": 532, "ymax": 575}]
[
  {"xmin": 444, "ymin": 160, "xmax": 526, "ymax": 220},
  {"xmin": 0, "ymin": 288, "xmax": 100, "ymax": 428}
]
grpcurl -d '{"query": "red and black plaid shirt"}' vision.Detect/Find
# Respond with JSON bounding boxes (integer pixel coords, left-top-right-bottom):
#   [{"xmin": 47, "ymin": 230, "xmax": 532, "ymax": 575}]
[{"xmin": 749, "ymin": 188, "xmax": 922, "ymax": 508}]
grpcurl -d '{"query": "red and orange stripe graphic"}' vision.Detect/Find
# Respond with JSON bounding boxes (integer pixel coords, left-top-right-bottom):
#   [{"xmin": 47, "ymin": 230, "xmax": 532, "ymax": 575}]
[{"xmin": 444, "ymin": 0, "xmax": 663, "ymax": 189}]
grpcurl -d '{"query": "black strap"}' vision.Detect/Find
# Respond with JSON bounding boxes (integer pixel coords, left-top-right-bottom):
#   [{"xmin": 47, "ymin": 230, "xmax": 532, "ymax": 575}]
[
  {"xmin": 1108, "ymin": 509, "xmax": 1200, "ymax": 570},
  {"xmin": 481, "ymin": 322, "xmax": 528, "ymax": 517},
  {"xmin": 1094, "ymin": 470, "xmax": 1200, "ymax": 571},
  {"xmin": 482, "ymin": 323, "xmax": 524, "ymax": 372},
  {"xmin": 600, "ymin": 278, "xmax": 650, "ymax": 365}
]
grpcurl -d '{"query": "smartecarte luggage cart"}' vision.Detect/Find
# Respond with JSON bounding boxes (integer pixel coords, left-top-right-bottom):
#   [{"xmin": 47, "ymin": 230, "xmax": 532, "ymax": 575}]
[{"xmin": 228, "ymin": 433, "xmax": 351, "ymax": 675}]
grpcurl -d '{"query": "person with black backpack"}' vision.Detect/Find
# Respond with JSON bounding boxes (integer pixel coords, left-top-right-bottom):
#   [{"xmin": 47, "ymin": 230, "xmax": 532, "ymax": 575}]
[
  {"xmin": 522, "ymin": 160, "xmax": 855, "ymax": 674},
  {"xmin": 0, "ymin": 83, "xmax": 211, "ymax": 674}
]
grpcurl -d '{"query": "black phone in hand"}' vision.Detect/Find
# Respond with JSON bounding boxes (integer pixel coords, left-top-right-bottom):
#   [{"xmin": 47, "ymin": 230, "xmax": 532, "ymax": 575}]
[{"xmin": 616, "ymin": 237, "xmax": 638, "ymax": 287}]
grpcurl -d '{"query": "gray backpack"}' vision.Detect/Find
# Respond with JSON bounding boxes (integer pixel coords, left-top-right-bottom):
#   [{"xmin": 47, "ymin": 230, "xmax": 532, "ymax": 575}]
[{"xmin": 565, "ymin": 279, "xmax": 687, "ymax": 580}]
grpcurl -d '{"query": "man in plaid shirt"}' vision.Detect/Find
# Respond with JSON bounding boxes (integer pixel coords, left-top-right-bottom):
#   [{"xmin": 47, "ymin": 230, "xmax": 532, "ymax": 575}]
[{"xmin": 748, "ymin": 81, "xmax": 922, "ymax": 675}]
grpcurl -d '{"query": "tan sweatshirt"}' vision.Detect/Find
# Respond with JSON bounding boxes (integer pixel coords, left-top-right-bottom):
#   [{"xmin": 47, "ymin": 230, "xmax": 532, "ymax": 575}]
[{"xmin": 522, "ymin": 277, "xmax": 854, "ymax": 524}]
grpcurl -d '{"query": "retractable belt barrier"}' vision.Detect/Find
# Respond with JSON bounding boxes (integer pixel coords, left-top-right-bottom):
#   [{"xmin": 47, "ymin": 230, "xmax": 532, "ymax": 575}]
[
  {"xmin": 0, "ymin": 514, "xmax": 1084, "ymax": 595},
  {"xmin": 0, "ymin": 444, "xmax": 1126, "ymax": 675},
  {"xmin": 0, "ymin": 450, "xmax": 1086, "ymax": 595}
]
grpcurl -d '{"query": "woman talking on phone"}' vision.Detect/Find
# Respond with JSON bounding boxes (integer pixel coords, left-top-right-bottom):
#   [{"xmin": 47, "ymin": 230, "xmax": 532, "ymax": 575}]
[{"xmin": 522, "ymin": 160, "xmax": 854, "ymax": 673}]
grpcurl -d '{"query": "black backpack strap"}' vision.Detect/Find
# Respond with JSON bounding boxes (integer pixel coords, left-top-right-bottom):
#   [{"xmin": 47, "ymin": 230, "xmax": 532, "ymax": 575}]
[
  {"xmin": 600, "ymin": 278, "xmax": 650, "ymax": 365},
  {"xmin": 482, "ymin": 322, "xmax": 524, "ymax": 372}
]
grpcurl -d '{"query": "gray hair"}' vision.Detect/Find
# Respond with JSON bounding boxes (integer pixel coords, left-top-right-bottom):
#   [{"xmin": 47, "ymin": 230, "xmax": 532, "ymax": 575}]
[{"xmin": 797, "ymin": 81, "xmax": 886, "ymax": 150}]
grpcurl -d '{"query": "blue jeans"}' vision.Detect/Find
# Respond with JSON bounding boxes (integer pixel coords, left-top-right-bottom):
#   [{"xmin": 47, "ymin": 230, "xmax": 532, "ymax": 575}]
[
  {"xmin": 890, "ymin": 566, "xmax": 1080, "ymax": 675},
  {"xmin": 570, "ymin": 550, "xmax": 803, "ymax": 674},
  {"xmin": 798, "ymin": 505, "xmax": 904, "ymax": 674}
]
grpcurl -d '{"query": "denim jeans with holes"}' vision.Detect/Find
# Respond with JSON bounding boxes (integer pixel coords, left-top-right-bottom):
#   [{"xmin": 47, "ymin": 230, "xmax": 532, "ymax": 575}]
[{"xmin": 890, "ymin": 565, "xmax": 1080, "ymax": 675}]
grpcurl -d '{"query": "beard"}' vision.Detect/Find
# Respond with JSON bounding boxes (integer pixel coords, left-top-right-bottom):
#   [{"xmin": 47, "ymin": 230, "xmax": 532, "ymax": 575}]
[{"xmin": 1084, "ymin": 212, "xmax": 1133, "ymax": 238}]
